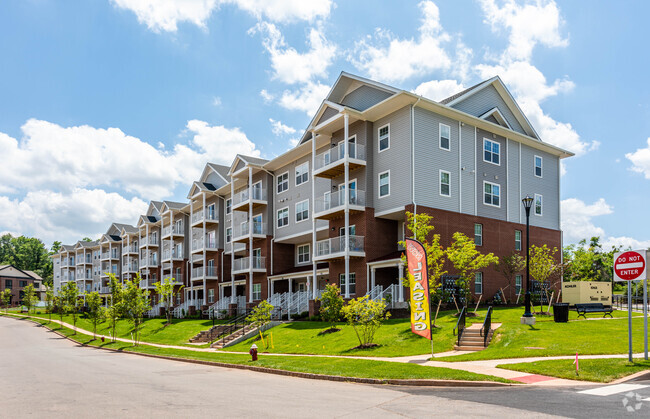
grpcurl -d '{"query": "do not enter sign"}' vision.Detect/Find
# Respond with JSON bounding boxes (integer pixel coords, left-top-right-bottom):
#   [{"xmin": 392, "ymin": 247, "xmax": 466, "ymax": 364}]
[{"xmin": 614, "ymin": 250, "xmax": 647, "ymax": 282}]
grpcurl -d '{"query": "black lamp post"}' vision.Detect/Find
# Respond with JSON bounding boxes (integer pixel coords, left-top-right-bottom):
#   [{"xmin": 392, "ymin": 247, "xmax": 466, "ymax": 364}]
[{"xmin": 522, "ymin": 195, "xmax": 534, "ymax": 318}]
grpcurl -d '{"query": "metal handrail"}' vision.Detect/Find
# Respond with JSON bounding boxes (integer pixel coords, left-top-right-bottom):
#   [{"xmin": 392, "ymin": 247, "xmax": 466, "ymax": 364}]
[
  {"xmin": 481, "ymin": 306, "xmax": 493, "ymax": 347},
  {"xmin": 453, "ymin": 306, "xmax": 466, "ymax": 346},
  {"xmin": 212, "ymin": 309, "xmax": 253, "ymax": 346}
]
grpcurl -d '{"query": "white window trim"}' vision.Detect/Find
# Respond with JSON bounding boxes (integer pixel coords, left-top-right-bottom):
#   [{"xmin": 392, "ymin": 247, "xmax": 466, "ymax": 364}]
[
  {"xmin": 295, "ymin": 162, "xmax": 309, "ymax": 186},
  {"xmin": 439, "ymin": 123, "xmax": 451, "ymax": 151},
  {"xmin": 483, "ymin": 181, "xmax": 501, "ymax": 208},
  {"xmin": 475, "ymin": 272, "xmax": 483, "ymax": 295},
  {"xmin": 226, "ymin": 227, "xmax": 232, "ymax": 243},
  {"xmin": 378, "ymin": 170, "xmax": 390, "ymax": 198},
  {"xmin": 276, "ymin": 207, "xmax": 289, "ymax": 229},
  {"xmin": 253, "ymin": 283, "xmax": 262, "ymax": 301},
  {"xmin": 378, "ymin": 123, "xmax": 390, "ymax": 153},
  {"xmin": 296, "ymin": 243, "xmax": 311, "ymax": 265},
  {"xmin": 295, "ymin": 199, "xmax": 309, "ymax": 224},
  {"xmin": 534, "ymin": 155, "xmax": 543, "ymax": 178},
  {"xmin": 515, "ymin": 230, "xmax": 522, "ymax": 251},
  {"xmin": 534, "ymin": 193, "xmax": 543, "ymax": 216},
  {"xmin": 439, "ymin": 169, "xmax": 451, "ymax": 197},
  {"xmin": 483, "ymin": 138, "xmax": 501, "ymax": 166},
  {"xmin": 225, "ymin": 198, "xmax": 232, "ymax": 215},
  {"xmin": 474, "ymin": 223, "xmax": 483, "ymax": 247},
  {"xmin": 277, "ymin": 171, "xmax": 289, "ymax": 194}
]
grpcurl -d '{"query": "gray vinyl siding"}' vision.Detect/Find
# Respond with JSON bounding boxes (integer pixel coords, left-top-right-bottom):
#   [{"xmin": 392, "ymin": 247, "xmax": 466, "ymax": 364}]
[
  {"xmin": 451, "ymin": 85, "xmax": 526, "ymax": 137},
  {"xmin": 520, "ymin": 145, "xmax": 560, "ymax": 230},
  {"xmin": 476, "ymin": 128, "xmax": 507, "ymax": 221},
  {"xmin": 460, "ymin": 123, "xmax": 476, "ymax": 215},
  {"xmin": 413, "ymin": 107, "xmax": 460, "ymax": 213},
  {"xmin": 234, "ymin": 160, "xmax": 245, "ymax": 172},
  {"xmin": 340, "ymin": 85, "xmax": 393, "ymax": 111},
  {"xmin": 507, "ymin": 139, "xmax": 521, "ymax": 223},
  {"xmin": 316, "ymin": 106, "xmax": 338, "ymax": 125},
  {"xmin": 373, "ymin": 106, "xmax": 411, "ymax": 214},
  {"xmin": 331, "ymin": 120, "xmax": 369, "ymax": 194}
]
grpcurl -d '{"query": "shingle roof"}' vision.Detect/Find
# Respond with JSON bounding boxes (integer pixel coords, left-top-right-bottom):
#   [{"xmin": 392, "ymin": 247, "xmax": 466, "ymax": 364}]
[
  {"xmin": 78, "ymin": 240, "xmax": 99, "ymax": 247},
  {"xmin": 121, "ymin": 225, "xmax": 138, "ymax": 234},
  {"xmin": 438, "ymin": 79, "xmax": 488, "ymax": 105},
  {"xmin": 239, "ymin": 155, "xmax": 269, "ymax": 166},
  {"xmin": 207, "ymin": 163, "xmax": 231, "ymax": 181},
  {"xmin": 163, "ymin": 201, "xmax": 186, "ymax": 210}
]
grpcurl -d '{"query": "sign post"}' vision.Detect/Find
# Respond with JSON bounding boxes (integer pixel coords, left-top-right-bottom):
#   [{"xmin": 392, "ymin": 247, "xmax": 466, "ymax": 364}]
[{"xmin": 614, "ymin": 250, "xmax": 648, "ymax": 362}]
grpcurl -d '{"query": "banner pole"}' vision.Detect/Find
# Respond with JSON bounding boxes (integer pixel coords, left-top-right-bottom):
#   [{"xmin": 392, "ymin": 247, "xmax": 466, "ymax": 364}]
[
  {"xmin": 628, "ymin": 281, "xmax": 633, "ymax": 362},
  {"xmin": 644, "ymin": 276, "xmax": 648, "ymax": 361}
]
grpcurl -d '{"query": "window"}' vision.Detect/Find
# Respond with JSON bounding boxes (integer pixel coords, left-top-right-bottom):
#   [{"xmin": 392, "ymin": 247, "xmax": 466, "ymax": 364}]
[
  {"xmin": 208, "ymin": 288, "xmax": 214, "ymax": 304},
  {"xmin": 295, "ymin": 162, "xmax": 309, "ymax": 186},
  {"xmin": 340, "ymin": 273, "xmax": 356, "ymax": 295},
  {"xmin": 340, "ymin": 225, "xmax": 356, "ymax": 236},
  {"xmin": 295, "ymin": 200, "xmax": 309, "ymax": 223},
  {"xmin": 378, "ymin": 124, "xmax": 390, "ymax": 152},
  {"xmin": 277, "ymin": 207, "xmax": 289, "ymax": 228},
  {"xmin": 277, "ymin": 172, "xmax": 289, "ymax": 194},
  {"xmin": 253, "ymin": 283, "xmax": 262, "ymax": 300},
  {"xmin": 176, "ymin": 267, "xmax": 181, "ymax": 280},
  {"xmin": 474, "ymin": 224, "xmax": 483, "ymax": 246},
  {"xmin": 534, "ymin": 155, "xmax": 543, "ymax": 178},
  {"xmin": 226, "ymin": 199, "xmax": 232, "ymax": 214},
  {"xmin": 176, "ymin": 294, "xmax": 181, "ymax": 305},
  {"xmin": 297, "ymin": 244, "xmax": 310, "ymax": 264},
  {"xmin": 226, "ymin": 227, "xmax": 232, "ymax": 243},
  {"xmin": 474, "ymin": 272, "xmax": 483, "ymax": 294},
  {"xmin": 379, "ymin": 171, "xmax": 390, "ymax": 198},
  {"xmin": 515, "ymin": 275, "xmax": 522, "ymax": 295},
  {"xmin": 483, "ymin": 138, "xmax": 500, "ymax": 165},
  {"xmin": 483, "ymin": 181, "xmax": 500, "ymax": 207},
  {"xmin": 439, "ymin": 170, "xmax": 450, "ymax": 197},
  {"xmin": 439, "ymin": 123, "xmax": 450, "ymax": 150},
  {"xmin": 5, "ymin": 280, "xmax": 12, "ymax": 288},
  {"xmin": 534, "ymin": 194, "xmax": 543, "ymax": 216},
  {"xmin": 515, "ymin": 230, "xmax": 522, "ymax": 251}
]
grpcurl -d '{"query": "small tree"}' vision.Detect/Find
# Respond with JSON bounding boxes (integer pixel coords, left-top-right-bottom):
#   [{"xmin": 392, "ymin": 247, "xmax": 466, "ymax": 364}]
[
  {"xmin": 154, "ymin": 276, "xmax": 183, "ymax": 325},
  {"xmin": 529, "ymin": 244, "xmax": 561, "ymax": 312},
  {"xmin": 1, "ymin": 288, "xmax": 12, "ymax": 313},
  {"xmin": 319, "ymin": 283, "xmax": 344, "ymax": 332},
  {"xmin": 85, "ymin": 291, "xmax": 103, "ymax": 339},
  {"xmin": 60, "ymin": 281, "xmax": 80, "ymax": 334},
  {"xmin": 341, "ymin": 295, "xmax": 391, "ymax": 348},
  {"xmin": 54, "ymin": 294, "xmax": 65, "ymax": 324},
  {"xmin": 122, "ymin": 276, "xmax": 150, "ymax": 346},
  {"xmin": 45, "ymin": 283, "xmax": 55, "ymax": 323},
  {"xmin": 398, "ymin": 212, "xmax": 446, "ymax": 299},
  {"xmin": 495, "ymin": 252, "xmax": 525, "ymax": 302},
  {"xmin": 21, "ymin": 283, "xmax": 38, "ymax": 313},
  {"xmin": 246, "ymin": 300, "xmax": 274, "ymax": 341},
  {"xmin": 446, "ymin": 232, "xmax": 499, "ymax": 308},
  {"xmin": 106, "ymin": 273, "xmax": 124, "ymax": 342}
]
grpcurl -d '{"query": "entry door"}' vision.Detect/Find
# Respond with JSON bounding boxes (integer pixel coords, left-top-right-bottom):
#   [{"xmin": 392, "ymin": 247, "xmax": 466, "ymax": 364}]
[
  {"xmin": 252, "ymin": 181, "xmax": 262, "ymax": 200},
  {"xmin": 338, "ymin": 136, "xmax": 356, "ymax": 159},
  {"xmin": 338, "ymin": 180, "xmax": 357, "ymax": 205},
  {"xmin": 252, "ymin": 214, "xmax": 263, "ymax": 234}
]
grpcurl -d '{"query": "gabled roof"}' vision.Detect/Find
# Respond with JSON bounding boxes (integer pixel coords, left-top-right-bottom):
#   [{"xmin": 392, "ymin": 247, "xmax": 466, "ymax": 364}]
[
  {"xmin": 439, "ymin": 80, "xmax": 486, "ymax": 105},
  {"xmin": 478, "ymin": 107, "xmax": 512, "ymax": 130},
  {"xmin": 0, "ymin": 264, "xmax": 40, "ymax": 280},
  {"xmin": 147, "ymin": 201, "xmax": 163, "ymax": 216},
  {"xmin": 74, "ymin": 240, "xmax": 99, "ymax": 249},
  {"xmin": 120, "ymin": 225, "xmax": 138, "ymax": 235},
  {"xmin": 228, "ymin": 154, "xmax": 269, "ymax": 175},
  {"xmin": 206, "ymin": 163, "xmax": 230, "ymax": 182},
  {"xmin": 161, "ymin": 201, "xmax": 186, "ymax": 213},
  {"xmin": 59, "ymin": 244, "xmax": 75, "ymax": 253}
]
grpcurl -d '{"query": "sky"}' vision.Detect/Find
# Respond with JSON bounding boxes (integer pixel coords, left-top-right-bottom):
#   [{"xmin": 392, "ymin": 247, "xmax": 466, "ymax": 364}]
[{"xmin": 1, "ymin": 0, "xmax": 649, "ymax": 250}]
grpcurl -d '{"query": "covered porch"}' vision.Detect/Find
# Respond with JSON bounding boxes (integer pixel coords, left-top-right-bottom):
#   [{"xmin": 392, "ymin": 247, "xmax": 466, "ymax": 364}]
[{"xmin": 367, "ymin": 254, "xmax": 408, "ymax": 309}]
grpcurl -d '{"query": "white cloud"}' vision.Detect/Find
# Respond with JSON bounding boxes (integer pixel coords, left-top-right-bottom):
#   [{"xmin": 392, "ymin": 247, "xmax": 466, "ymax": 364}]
[
  {"xmin": 222, "ymin": 0, "xmax": 333, "ymax": 23},
  {"xmin": 260, "ymin": 89, "xmax": 274, "ymax": 103},
  {"xmin": 561, "ymin": 198, "xmax": 612, "ymax": 244},
  {"xmin": 253, "ymin": 22, "xmax": 336, "ymax": 85},
  {"xmin": 111, "ymin": 0, "xmax": 217, "ymax": 32},
  {"xmin": 0, "ymin": 118, "xmax": 260, "ymax": 200},
  {"xmin": 269, "ymin": 118, "xmax": 296, "ymax": 136},
  {"xmin": 278, "ymin": 81, "xmax": 330, "ymax": 116},
  {"xmin": 350, "ymin": 1, "xmax": 455, "ymax": 82},
  {"xmin": 212, "ymin": 96, "xmax": 222, "ymax": 106},
  {"xmin": 0, "ymin": 188, "xmax": 148, "ymax": 245},
  {"xmin": 414, "ymin": 79, "xmax": 465, "ymax": 102},
  {"xmin": 625, "ymin": 138, "xmax": 650, "ymax": 179},
  {"xmin": 288, "ymin": 137, "xmax": 300, "ymax": 147}
]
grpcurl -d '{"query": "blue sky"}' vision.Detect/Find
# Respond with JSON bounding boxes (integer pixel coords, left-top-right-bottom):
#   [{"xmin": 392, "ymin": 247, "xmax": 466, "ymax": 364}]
[{"xmin": 1, "ymin": 0, "xmax": 649, "ymax": 249}]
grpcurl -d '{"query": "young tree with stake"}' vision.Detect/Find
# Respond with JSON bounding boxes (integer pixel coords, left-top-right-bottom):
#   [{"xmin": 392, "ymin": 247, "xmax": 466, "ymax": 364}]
[
  {"xmin": 85, "ymin": 291, "xmax": 103, "ymax": 339},
  {"xmin": 154, "ymin": 276, "xmax": 182, "ymax": 325},
  {"xmin": 60, "ymin": 281, "xmax": 80, "ymax": 334}
]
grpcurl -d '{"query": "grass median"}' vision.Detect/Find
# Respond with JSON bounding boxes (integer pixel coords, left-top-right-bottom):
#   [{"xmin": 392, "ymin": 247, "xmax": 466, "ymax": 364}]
[
  {"xmin": 497, "ymin": 358, "xmax": 650, "ymax": 383},
  {"xmin": 2, "ymin": 313, "xmax": 511, "ymax": 383}
]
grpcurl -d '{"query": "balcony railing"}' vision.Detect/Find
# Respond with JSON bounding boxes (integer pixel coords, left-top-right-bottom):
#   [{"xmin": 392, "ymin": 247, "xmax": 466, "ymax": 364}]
[
  {"xmin": 141, "ymin": 236, "xmax": 159, "ymax": 246},
  {"xmin": 191, "ymin": 237, "xmax": 218, "ymax": 252},
  {"xmin": 314, "ymin": 189, "xmax": 366, "ymax": 215},
  {"xmin": 234, "ymin": 221, "xmax": 267, "ymax": 242},
  {"xmin": 315, "ymin": 235, "xmax": 365, "ymax": 259},
  {"xmin": 162, "ymin": 248, "xmax": 184, "ymax": 260},
  {"xmin": 139, "ymin": 278, "xmax": 157, "ymax": 288},
  {"xmin": 122, "ymin": 262, "xmax": 139, "ymax": 272},
  {"xmin": 191, "ymin": 266, "xmax": 218, "ymax": 279},
  {"xmin": 141, "ymin": 257, "xmax": 159, "ymax": 268},
  {"xmin": 162, "ymin": 275, "xmax": 183, "ymax": 284},
  {"xmin": 232, "ymin": 256, "xmax": 265, "ymax": 273},
  {"xmin": 232, "ymin": 187, "xmax": 267, "ymax": 211},
  {"xmin": 314, "ymin": 143, "xmax": 366, "ymax": 172},
  {"xmin": 192, "ymin": 210, "xmax": 218, "ymax": 225},
  {"xmin": 122, "ymin": 244, "xmax": 138, "ymax": 255},
  {"xmin": 162, "ymin": 224, "xmax": 184, "ymax": 237}
]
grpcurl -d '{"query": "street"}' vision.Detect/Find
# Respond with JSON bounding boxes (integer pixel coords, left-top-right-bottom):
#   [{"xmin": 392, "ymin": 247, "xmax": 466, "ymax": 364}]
[{"xmin": 1, "ymin": 316, "xmax": 649, "ymax": 418}]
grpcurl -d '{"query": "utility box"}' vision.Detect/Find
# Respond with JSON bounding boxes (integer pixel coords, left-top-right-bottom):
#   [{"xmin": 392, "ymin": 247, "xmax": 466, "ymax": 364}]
[{"xmin": 562, "ymin": 281, "xmax": 612, "ymax": 306}]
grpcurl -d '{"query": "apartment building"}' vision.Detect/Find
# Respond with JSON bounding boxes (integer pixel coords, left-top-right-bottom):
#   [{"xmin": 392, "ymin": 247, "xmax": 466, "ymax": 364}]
[
  {"xmin": 0, "ymin": 265, "xmax": 43, "ymax": 307},
  {"xmin": 52, "ymin": 72, "xmax": 572, "ymax": 316}
]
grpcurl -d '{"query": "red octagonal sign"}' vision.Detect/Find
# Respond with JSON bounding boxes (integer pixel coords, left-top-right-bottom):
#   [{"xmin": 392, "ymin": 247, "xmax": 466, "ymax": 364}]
[{"xmin": 614, "ymin": 251, "xmax": 646, "ymax": 281}]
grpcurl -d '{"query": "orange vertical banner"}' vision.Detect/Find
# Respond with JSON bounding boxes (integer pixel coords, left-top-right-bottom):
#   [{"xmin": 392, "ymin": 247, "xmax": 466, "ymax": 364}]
[{"xmin": 405, "ymin": 238, "xmax": 432, "ymax": 340}]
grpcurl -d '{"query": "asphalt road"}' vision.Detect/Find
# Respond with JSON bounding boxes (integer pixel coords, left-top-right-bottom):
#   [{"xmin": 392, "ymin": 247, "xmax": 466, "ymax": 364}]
[{"xmin": 1, "ymin": 316, "xmax": 650, "ymax": 418}]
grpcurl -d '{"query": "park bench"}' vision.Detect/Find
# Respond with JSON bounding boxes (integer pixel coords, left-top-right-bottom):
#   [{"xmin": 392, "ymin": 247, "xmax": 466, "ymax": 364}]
[{"xmin": 575, "ymin": 303, "xmax": 613, "ymax": 319}]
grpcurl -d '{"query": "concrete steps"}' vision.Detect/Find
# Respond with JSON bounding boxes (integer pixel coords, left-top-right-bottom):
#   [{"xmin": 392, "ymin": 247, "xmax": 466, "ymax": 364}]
[
  {"xmin": 210, "ymin": 325, "xmax": 256, "ymax": 349},
  {"xmin": 454, "ymin": 326, "xmax": 493, "ymax": 351}
]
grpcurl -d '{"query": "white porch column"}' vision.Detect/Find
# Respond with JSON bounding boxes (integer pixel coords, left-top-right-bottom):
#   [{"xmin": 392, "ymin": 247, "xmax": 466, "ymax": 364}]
[
  {"xmin": 311, "ymin": 130, "xmax": 318, "ymax": 300},
  {"xmin": 371, "ymin": 267, "xmax": 376, "ymax": 290},
  {"xmin": 248, "ymin": 166, "xmax": 254, "ymax": 304},
  {"xmin": 189, "ymin": 199, "xmax": 194, "ymax": 290},
  {"xmin": 202, "ymin": 193, "xmax": 207, "ymax": 303},
  {"xmin": 398, "ymin": 263, "xmax": 404, "ymax": 302},
  {"xmin": 270, "ymin": 279, "xmax": 274, "ymax": 296},
  {"xmin": 343, "ymin": 112, "xmax": 350, "ymax": 299},
  {"xmin": 230, "ymin": 178, "xmax": 235, "ymax": 304},
  {"xmin": 288, "ymin": 278, "xmax": 293, "ymax": 320}
]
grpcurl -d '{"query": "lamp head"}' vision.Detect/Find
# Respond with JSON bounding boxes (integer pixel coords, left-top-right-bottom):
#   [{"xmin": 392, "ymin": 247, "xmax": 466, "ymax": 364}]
[{"xmin": 521, "ymin": 195, "xmax": 534, "ymax": 210}]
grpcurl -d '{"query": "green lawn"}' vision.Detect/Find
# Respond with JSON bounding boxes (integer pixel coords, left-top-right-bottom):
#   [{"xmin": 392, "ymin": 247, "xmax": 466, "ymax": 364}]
[
  {"xmin": 9, "ymin": 315, "xmax": 511, "ymax": 383},
  {"xmin": 498, "ymin": 358, "xmax": 650, "ymax": 383}
]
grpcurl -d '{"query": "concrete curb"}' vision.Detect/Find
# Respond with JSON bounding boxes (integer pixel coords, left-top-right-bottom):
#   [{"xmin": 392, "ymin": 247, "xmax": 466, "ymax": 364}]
[{"xmin": 10, "ymin": 315, "xmax": 514, "ymax": 388}]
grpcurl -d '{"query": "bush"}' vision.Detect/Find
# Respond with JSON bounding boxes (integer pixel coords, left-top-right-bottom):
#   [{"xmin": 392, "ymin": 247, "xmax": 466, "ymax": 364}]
[{"xmin": 341, "ymin": 295, "xmax": 390, "ymax": 348}]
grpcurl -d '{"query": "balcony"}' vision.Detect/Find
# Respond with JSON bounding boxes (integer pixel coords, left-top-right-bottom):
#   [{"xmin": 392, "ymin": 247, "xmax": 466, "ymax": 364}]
[
  {"xmin": 76, "ymin": 256, "xmax": 92, "ymax": 266},
  {"xmin": 232, "ymin": 221, "xmax": 267, "ymax": 243},
  {"xmin": 191, "ymin": 266, "xmax": 218, "ymax": 281},
  {"xmin": 140, "ymin": 257, "xmax": 159, "ymax": 268},
  {"xmin": 122, "ymin": 244, "xmax": 138, "ymax": 255},
  {"xmin": 100, "ymin": 267, "xmax": 119, "ymax": 278},
  {"xmin": 138, "ymin": 278, "xmax": 157, "ymax": 289},
  {"xmin": 232, "ymin": 187, "xmax": 268, "ymax": 212},
  {"xmin": 191, "ymin": 210, "xmax": 218, "ymax": 226},
  {"xmin": 314, "ymin": 235, "xmax": 365, "ymax": 261},
  {"xmin": 122, "ymin": 261, "xmax": 139, "ymax": 273},
  {"xmin": 140, "ymin": 236, "xmax": 159, "ymax": 248},
  {"xmin": 162, "ymin": 248, "xmax": 184, "ymax": 262},
  {"xmin": 99, "ymin": 286, "xmax": 111, "ymax": 294},
  {"xmin": 314, "ymin": 189, "xmax": 366, "ymax": 220},
  {"xmin": 191, "ymin": 237, "xmax": 219, "ymax": 253},
  {"xmin": 162, "ymin": 224, "xmax": 185, "ymax": 238},
  {"xmin": 75, "ymin": 272, "xmax": 92, "ymax": 281},
  {"xmin": 232, "ymin": 256, "xmax": 266, "ymax": 274},
  {"xmin": 313, "ymin": 143, "xmax": 366, "ymax": 178},
  {"xmin": 101, "ymin": 251, "xmax": 119, "ymax": 261}
]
